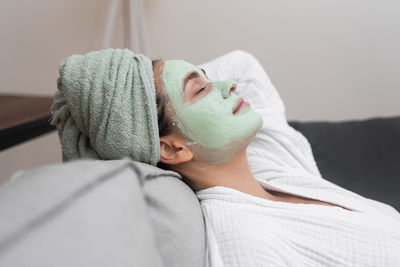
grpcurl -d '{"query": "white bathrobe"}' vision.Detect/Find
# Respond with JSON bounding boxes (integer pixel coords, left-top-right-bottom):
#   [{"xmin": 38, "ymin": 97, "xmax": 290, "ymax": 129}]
[{"xmin": 197, "ymin": 50, "xmax": 400, "ymax": 267}]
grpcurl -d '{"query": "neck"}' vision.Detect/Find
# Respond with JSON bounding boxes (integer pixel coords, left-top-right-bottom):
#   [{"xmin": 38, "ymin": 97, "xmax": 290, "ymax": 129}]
[{"xmin": 177, "ymin": 148, "xmax": 272, "ymax": 199}]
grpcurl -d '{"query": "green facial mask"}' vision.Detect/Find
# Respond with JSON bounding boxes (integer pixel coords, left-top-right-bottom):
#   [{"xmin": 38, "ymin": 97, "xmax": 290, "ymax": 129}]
[{"xmin": 161, "ymin": 59, "xmax": 263, "ymax": 164}]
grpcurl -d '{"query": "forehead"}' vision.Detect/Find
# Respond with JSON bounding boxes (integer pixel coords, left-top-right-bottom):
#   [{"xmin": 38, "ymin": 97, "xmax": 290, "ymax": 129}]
[{"xmin": 162, "ymin": 59, "xmax": 206, "ymax": 82}]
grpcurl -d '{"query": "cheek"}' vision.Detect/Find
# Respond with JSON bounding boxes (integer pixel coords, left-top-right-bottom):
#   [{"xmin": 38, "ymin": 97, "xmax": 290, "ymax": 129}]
[
  {"xmin": 196, "ymin": 91, "xmax": 235, "ymax": 113},
  {"xmin": 175, "ymin": 96, "xmax": 236, "ymax": 136},
  {"xmin": 184, "ymin": 95, "xmax": 232, "ymax": 124}
]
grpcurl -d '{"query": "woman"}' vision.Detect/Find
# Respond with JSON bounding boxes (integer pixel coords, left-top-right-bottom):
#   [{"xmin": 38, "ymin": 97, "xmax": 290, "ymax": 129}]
[{"xmin": 52, "ymin": 49, "xmax": 400, "ymax": 266}]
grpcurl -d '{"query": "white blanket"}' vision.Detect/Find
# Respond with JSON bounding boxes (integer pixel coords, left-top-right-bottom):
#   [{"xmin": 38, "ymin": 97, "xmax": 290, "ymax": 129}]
[{"xmin": 197, "ymin": 50, "xmax": 400, "ymax": 267}]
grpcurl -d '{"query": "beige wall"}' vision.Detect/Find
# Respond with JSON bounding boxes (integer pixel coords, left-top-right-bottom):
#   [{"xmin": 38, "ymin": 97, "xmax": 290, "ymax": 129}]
[
  {"xmin": 0, "ymin": 0, "xmax": 123, "ymax": 96},
  {"xmin": 1, "ymin": 0, "xmax": 399, "ymax": 180},
  {"xmin": 143, "ymin": 0, "xmax": 400, "ymax": 121}
]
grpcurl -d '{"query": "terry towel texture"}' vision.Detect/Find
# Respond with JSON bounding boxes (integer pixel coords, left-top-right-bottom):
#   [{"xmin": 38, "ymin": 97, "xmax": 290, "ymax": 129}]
[
  {"xmin": 51, "ymin": 48, "xmax": 160, "ymax": 166},
  {"xmin": 196, "ymin": 50, "xmax": 400, "ymax": 266}
]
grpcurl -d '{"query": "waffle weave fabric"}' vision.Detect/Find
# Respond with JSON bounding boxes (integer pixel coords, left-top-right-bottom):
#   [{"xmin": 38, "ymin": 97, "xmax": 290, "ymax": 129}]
[{"xmin": 196, "ymin": 50, "xmax": 400, "ymax": 267}]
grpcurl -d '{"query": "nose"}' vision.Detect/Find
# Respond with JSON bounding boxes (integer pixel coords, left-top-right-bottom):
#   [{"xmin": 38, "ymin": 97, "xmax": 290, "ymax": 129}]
[
  {"xmin": 216, "ymin": 80, "xmax": 237, "ymax": 99},
  {"xmin": 223, "ymin": 81, "xmax": 237, "ymax": 99},
  {"xmin": 229, "ymin": 83, "xmax": 237, "ymax": 95}
]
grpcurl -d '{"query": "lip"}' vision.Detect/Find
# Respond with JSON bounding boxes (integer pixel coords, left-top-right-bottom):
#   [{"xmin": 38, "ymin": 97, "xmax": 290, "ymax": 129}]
[{"xmin": 232, "ymin": 97, "xmax": 249, "ymax": 115}]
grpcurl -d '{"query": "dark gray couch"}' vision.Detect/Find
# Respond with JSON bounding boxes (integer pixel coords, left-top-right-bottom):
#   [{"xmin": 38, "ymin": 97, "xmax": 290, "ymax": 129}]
[{"xmin": 289, "ymin": 115, "xmax": 400, "ymax": 211}]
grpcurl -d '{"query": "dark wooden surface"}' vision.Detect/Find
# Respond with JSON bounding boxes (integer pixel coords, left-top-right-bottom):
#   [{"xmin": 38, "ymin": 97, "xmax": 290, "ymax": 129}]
[{"xmin": 0, "ymin": 94, "xmax": 56, "ymax": 150}]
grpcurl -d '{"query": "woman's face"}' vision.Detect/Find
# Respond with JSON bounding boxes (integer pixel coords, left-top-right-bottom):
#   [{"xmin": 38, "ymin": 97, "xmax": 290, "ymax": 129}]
[{"xmin": 158, "ymin": 59, "xmax": 263, "ymax": 164}]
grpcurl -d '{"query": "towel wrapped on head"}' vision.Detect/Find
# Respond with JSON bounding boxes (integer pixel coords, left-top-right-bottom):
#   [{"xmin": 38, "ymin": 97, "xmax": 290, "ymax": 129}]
[{"xmin": 51, "ymin": 48, "xmax": 160, "ymax": 166}]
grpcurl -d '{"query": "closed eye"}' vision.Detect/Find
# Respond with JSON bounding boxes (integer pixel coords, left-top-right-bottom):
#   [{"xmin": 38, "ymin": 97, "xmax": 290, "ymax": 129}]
[{"xmin": 195, "ymin": 87, "xmax": 206, "ymax": 95}]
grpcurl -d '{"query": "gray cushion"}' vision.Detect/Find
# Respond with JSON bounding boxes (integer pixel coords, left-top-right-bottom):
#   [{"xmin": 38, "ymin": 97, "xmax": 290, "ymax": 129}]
[
  {"xmin": 143, "ymin": 175, "xmax": 206, "ymax": 267},
  {"xmin": 0, "ymin": 158, "xmax": 205, "ymax": 267}
]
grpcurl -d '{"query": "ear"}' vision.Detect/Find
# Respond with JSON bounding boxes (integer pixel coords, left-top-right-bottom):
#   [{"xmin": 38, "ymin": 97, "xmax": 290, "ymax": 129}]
[{"xmin": 159, "ymin": 134, "xmax": 193, "ymax": 165}]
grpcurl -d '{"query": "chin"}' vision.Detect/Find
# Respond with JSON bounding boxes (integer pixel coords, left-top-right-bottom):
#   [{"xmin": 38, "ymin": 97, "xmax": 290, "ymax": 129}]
[
  {"xmin": 245, "ymin": 110, "xmax": 264, "ymax": 138},
  {"xmin": 185, "ymin": 113, "xmax": 263, "ymax": 165},
  {"xmin": 190, "ymin": 126, "xmax": 261, "ymax": 166},
  {"xmin": 224, "ymin": 113, "xmax": 263, "ymax": 157}
]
